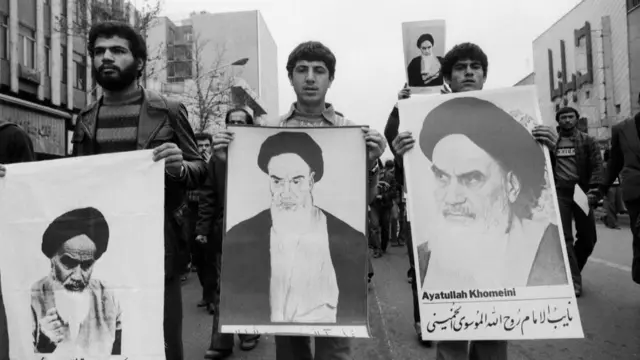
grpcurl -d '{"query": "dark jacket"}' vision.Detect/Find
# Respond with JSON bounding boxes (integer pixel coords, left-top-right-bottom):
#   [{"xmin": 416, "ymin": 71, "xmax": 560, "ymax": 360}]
[
  {"xmin": 219, "ymin": 209, "xmax": 368, "ymax": 326},
  {"xmin": 71, "ymin": 88, "xmax": 207, "ymax": 277},
  {"xmin": 0, "ymin": 121, "xmax": 35, "ymax": 164},
  {"xmin": 384, "ymin": 106, "xmax": 405, "ymax": 189},
  {"xmin": 196, "ymin": 156, "xmax": 226, "ymax": 253},
  {"xmin": 552, "ymin": 127, "xmax": 603, "ymax": 193},
  {"xmin": 407, "ymin": 56, "xmax": 444, "ymax": 87},
  {"xmin": 602, "ymin": 114, "xmax": 640, "ymax": 202}
]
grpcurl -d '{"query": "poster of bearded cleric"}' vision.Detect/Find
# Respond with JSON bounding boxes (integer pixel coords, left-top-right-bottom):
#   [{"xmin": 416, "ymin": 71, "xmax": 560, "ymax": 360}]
[
  {"xmin": 220, "ymin": 126, "xmax": 370, "ymax": 337},
  {"xmin": 402, "ymin": 19, "xmax": 446, "ymax": 94},
  {"xmin": 0, "ymin": 151, "xmax": 166, "ymax": 359},
  {"xmin": 398, "ymin": 85, "xmax": 584, "ymax": 341}
]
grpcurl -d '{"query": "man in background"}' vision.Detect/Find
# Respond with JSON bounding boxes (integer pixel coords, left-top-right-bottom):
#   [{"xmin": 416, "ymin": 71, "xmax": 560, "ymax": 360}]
[{"xmin": 198, "ymin": 108, "xmax": 261, "ymax": 359}]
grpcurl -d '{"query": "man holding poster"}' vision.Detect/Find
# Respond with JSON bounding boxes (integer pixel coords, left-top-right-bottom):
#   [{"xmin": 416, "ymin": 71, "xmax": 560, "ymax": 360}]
[
  {"xmin": 213, "ymin": 40, "xmax": 386, "ymax": 360},
  {"xmin": 32, "ymin": 21, "xmax": 204, "ymax": 360},
  {"xmin": 391, "ymin": 42, "xmax": 562, "ymax": 359}
]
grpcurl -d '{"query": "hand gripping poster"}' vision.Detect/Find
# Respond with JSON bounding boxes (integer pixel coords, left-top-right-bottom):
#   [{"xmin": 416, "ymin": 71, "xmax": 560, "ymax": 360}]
[
  {"xmin": 399, "ymin": 86, "xmax": 584, "ymax": 340},
  {"xmin": 0, "ymin": 151, "xmax": 166, "ymax": 359},
  {"xmin": 219, "ymin": 126, "xmax": 370, "ymax": 338},
  {"xmin": 402, "ymin": 19, "xmax": 446, "ymax": 94}
]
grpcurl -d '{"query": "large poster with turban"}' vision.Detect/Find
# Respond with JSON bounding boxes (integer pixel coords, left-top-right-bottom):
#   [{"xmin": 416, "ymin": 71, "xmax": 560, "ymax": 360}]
[
  {"xmin": 219, "ymin": 125, "xmax": 370, "ymax": 337},
  {"xmin": 402, "ymin": 19, "xmax": 446, "ymax": 94},
  {"xmin": 0, "ymin": 150, "xmax": 166, "ymax": 359},
  {"xmin": 398, "ymin": 85, "xmax": 584, "ymax": 340}
]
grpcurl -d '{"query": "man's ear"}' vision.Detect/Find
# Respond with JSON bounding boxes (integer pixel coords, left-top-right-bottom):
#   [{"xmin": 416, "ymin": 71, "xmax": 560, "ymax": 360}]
[
  {"xmin": 506, "ymin": 171, "xmax": 521, "ymax": 203},
  {"xmin": 309, "ymin": 172, "xmax": 315, "ymax": 189},
  {"xmin": 288, "ymin": 73, "xmax": 293, "ymax": 86}
]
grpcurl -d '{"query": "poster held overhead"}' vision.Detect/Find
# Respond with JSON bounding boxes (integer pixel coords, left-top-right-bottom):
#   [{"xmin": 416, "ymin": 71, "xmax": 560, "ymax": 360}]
[{"xmin": 402, "ymin": 19, "xmax": 447, "ymax": 95}]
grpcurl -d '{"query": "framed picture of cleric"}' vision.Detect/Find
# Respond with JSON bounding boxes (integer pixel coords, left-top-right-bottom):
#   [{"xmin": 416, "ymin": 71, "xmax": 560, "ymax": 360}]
[
  {"xmin": 220, "ymin": 126, "xmax": 370, "ymax": 337},
  {"xmin": 398, "ymin": 86, "xmax": 584, "ymax": 341},
  {"xmin": 402, "ymin": 19, "xmax": 446, "ymax": 94},
  {"xmin": 0, "ymin": 151, "xmax": 166, "ymax": 359}
]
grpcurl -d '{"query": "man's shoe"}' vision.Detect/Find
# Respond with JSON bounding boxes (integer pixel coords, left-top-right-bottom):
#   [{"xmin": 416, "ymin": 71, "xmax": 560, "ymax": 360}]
[
  {"xmin": 204, "ymin": 349, "xmax": 232, "ymax": 359},
  {"xmin": 240, "ymin": 335, "xmax": 260, "ymax": 351},
  {"xmin": 197, "ymin": 299, "xmax": 208, "ymax": 308},
  {"xmin": 207, "ymin": 303, "xmax": 215, "ymax": 315}
]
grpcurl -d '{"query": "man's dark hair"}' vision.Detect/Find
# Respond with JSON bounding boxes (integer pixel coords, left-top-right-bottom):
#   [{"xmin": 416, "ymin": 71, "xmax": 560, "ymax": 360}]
[
  {"xmin": 416, "ymin": 34, "xmax": 435, "ymax": 48},
  {"xmin": 441, "ymin": 42, "xmax": 488, "ymax": 80},
  {"xmin": 88, "ymin": 21, "xmax": 148, "ymax": 78},
  {"xmin": 384, "ymin": 159, "xmax": 395, "ymax": 169},
  {"xmin": 225, "ymin": 108, "xmax": 254, "ymax": 125},
  {"xmin": 555, "ymin": 106, "xmax": 580, "ymax": 122},
  {"xmin": 286, "ymin": 41, "xmax": 336, "ymax": 80},
  {"xmin": 195, "ymin": 133, "xmax": 212, "ymax": 143}
]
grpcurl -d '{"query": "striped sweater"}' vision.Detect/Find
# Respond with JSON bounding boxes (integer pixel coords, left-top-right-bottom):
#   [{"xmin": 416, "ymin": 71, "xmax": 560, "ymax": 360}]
[{"xmin": 95, "ymin": 88, "xmax": 143, "ymax": 153}]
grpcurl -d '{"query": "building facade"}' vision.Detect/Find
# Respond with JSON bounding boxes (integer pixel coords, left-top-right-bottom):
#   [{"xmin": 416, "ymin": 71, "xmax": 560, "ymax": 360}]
[
  {"xmin": 627, "ymin": 0, "xmax": 640, "ymax": 115},
  {"xmin": 0, "ymin": 0, "xmax": 137, "ymax": 158},
  {"xmin": 146, "ymin": 10, "xmax": 278, "ymax": 131},
  {"xmin": 533, "ymin": 0, "xmax": 630, "ymax": 142}
]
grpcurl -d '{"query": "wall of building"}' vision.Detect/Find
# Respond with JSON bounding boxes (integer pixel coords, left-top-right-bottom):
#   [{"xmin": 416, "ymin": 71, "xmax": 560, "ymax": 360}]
[
  {"xmin": 533, "ymin": 0, "xmax": 630, "ymax": 141},
  {"xmin": 628, "ymin": 1, "xmax": 640, "ymax": 114},
  {"xmin": 257, "ymin": 10, "xmax": 278, "ymax": 119}
]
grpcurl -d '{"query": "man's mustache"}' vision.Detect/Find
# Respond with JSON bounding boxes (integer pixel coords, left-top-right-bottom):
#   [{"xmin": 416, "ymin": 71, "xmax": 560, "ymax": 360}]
[
  {"xmin": 64, "ymin": 281, "xmax": 86, "ymax": 292},
  {"xmin": 99, "ymin": 64, "xmax": 120, "ymax": 72},
  {"xmin": 442, "ymin": 207, "xmax": 475, "ymax": 219}
]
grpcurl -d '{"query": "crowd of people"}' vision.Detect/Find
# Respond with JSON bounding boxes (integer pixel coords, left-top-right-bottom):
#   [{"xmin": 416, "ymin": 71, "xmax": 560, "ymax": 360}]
[{"xmin": 1, "ymin": 18, "xmax": 639, "ymax": 360}]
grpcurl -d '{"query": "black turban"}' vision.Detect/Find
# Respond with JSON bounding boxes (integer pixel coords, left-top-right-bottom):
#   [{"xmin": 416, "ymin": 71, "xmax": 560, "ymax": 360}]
[
  {"xmin": 419, "ymin": 97, "xmax": 546, "ymax": 199},
  {"xmin": 42, "ymin": 207, "xmax": 110, "ymax": 260},
  {"xmin": 257, "ymin": 131, "xmax": 324, "ymax": 182},
  {"xmin": 417, "ymin": 34, "xmax": 435, "ymax": 48}
]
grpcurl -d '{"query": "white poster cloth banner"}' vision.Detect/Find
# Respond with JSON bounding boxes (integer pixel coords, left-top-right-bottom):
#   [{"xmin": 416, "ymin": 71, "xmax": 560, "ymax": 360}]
[
  {"xmin": 219, "ymin": 126, "xmax": 370, "ymax": 337},
  {"xmin": 399, "ymin": 86, "xmax": 584, "ymax": 340},
  {"xmin": 0, "ymin": 151, "xmax": 166, "ymax": 360}
]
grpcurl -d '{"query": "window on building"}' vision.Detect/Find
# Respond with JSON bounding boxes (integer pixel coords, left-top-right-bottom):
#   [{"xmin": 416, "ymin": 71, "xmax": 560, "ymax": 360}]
[
  {"xmin": 61, "ymin": 45, "xmax": 67, "ymax": 84},
  {"xmin": 616, "ymin": 104, "xmax": 621, "ymax": 114},
  {"xmin": 0, "ymin": 14, "xmax": 7, "ymax": 60},
  {"xmin": 19, "ymin": 25, "xmax": 36, "ymax": 69},
  {"xmin": 45, "ymin": 37, "xmax": 51, "ymax": 76},
  {"xmin": 629, "ymin": 0, "xmax": 640, "ymax": 11},
  {"xmin": 74, "ymin": 56, "xmax": 86, "ymax": 90},
  {"xmin": 75, "ymin": 0, "xmax": 86, "ymax": 24},
  {"xmin": 62, "ymin": 0, "xmax": 67, "ymax": 17},
  {"xmin": 585, "ymin": 90, "xmax": 590, "ymax": 99}
]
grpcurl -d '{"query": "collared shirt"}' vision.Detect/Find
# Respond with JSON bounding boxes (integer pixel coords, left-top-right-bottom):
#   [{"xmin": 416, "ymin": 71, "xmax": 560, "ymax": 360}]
[
  {"xmin": 279, "ymin": 103, "xmax": 355, "ymax": 128},
  {"xmin": 269, "ymin": 207, "xmax": 339, "ymax": 323}
]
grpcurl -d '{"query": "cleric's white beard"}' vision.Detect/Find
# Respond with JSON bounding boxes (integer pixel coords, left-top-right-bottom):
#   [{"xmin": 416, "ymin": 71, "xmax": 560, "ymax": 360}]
[
  {"xmin": 271, "ymin": 202, "xmax": 314, "ymax": 235},
  {"xmin": 421, "ymin": 54, "xmax": 441, "ymax": 75},
  {"xmin": 427, "ymin": 215, "xmax": 509, "ymax": 288},
  {"xmin": 54, "ymin": 287, "xmax": 91, "ymax": 340}
]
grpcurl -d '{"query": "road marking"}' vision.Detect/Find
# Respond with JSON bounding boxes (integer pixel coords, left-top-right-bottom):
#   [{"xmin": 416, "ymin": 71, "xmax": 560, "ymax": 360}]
[
  {"xmin": 590, "ymin": 257, "xmax": 632, "ymax": 272},
  {"xmin": 372, "ymin": 283, "xmax": 397, "ymax": 360}
]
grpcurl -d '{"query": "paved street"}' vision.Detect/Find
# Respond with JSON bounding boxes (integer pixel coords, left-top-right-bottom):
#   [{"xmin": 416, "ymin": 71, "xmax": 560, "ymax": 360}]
[{"xmin": 182, "ymin": 220, "xmax": 640, "ymax": 360}]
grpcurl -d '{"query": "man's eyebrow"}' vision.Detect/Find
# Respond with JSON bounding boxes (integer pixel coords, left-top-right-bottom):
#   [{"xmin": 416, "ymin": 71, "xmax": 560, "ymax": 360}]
[
  {"xmin": 292, "ymin": 175, "xmax": 306, "ymax": 180},
  {"xmin": 431, "ymin": 164, "xmax": 448, "ymax": 176},
  {"xmin": 270, "ymin": 175, "xmax": 283, "ymax": 180},
  {"xmin": 457, "ymin": 170, "xmax": 484, "ymax": 179}
]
